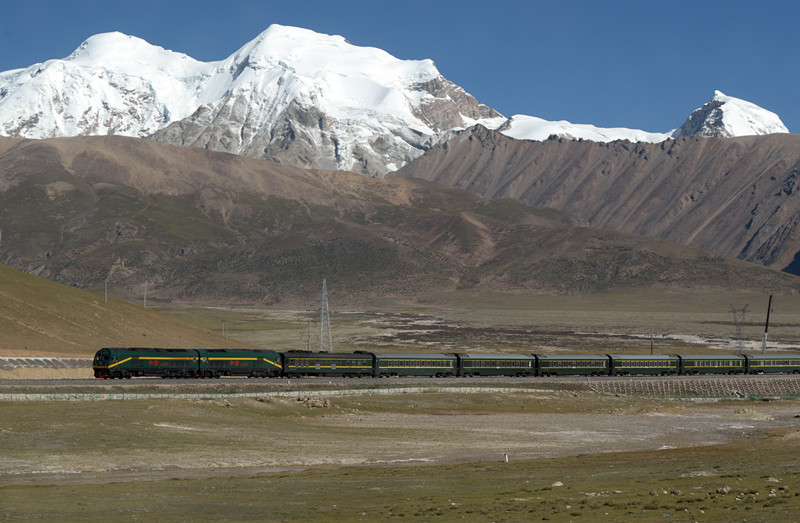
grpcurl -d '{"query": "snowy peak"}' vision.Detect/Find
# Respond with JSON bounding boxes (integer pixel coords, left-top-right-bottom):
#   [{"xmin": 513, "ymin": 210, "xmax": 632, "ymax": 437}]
[
  {"xmin": 0, "ymin": 24, "xmax": 502, "ymax": 175},
  {"xmin": 0, "ymin": 25, "xmax": 792, "ymax": 176},
  {"xmin": 498, "ymin": 91, "xmax": 789, "ymax": 144},
  {"xmin": 220, "ymin": 24, "xmax": 441, "ymax": 124},
  {"xmin": 672, "ymin": 90, "xmax": 789, "ymax": 138},
  {"xmin": 228, "ymin": 24, "xmax": 438, "ymax": 82},
  {"xmin": 64, "ymin": 32, "xmax": 208, "ymax": 79}
]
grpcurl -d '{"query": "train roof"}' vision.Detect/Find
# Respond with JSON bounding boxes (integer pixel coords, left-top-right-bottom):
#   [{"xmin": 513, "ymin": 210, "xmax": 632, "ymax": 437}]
[
  {"xmin": 98, "ymin": 347, "xmax": 198, "ymax": 354},
  {"xmin": 198, "ymin": 348, "xmax": 280, "ymax": 354},
  {"xmin": 678, "ymin": 354, "xmax": 746, "ymax": 360},
  {"xmin": 743, "ymin": 353, "xmax": 800, "ymax": 360},
  {"xmin": 282, "ymin": 351, "xmax": 371, "ymax": 357},
  {"xmin": 370, "ymin": 352, "xmax": 455, "ymax": 359},
  {"xmin": 458, "ymin": 353, "xmax": 536, "ymax": 360},
  {"xmin": 606, "ymin": 354, "xmax": 679, "ymax": 359},
  {"xmin": 535, "ymin": 354, "xmax": 608, "ymax": 360}
]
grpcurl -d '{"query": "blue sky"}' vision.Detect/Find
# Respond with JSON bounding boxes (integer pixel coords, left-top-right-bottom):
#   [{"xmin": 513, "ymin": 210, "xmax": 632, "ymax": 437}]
[{"xmin": 1, "ymin": 0, "xmax": 798, "ymax": 133}]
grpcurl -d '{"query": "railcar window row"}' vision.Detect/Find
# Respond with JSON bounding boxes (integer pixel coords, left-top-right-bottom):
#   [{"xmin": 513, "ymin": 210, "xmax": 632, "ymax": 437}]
[
  {"xmin": 686, "ymin": 360, "xmax": 741, "ymax": 367},
  {"xmin": 467, "ymin": 360, "xmax": 532, "ymax": 368},
  {"xmin": 754, "ymin": 359, "xmax": 800, "ymax": 366},
  {"xmin": 383, "ymin": 360, "xmax": 452, "ymax": 368},
  {"xmin": 617, "ymin": 360, "xmax": 677, "ymax": 367},
  {"xmin": 544, "ymin": 360, "xmax": 606, "ymax": 368},
  {"xmin": 289, "ymin": 359, "xmax": 369, "ymax": 367}
]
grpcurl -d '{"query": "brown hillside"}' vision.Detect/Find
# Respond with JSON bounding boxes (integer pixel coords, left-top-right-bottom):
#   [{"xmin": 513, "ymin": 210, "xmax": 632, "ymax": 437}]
[
  {"xmin": 0, "ymin": 263, "xmax": 250, "ymax": 356},
  {"xmin": 393, "ymin": 127, "xmax": 800, "ymax": 274},
  {"xmin": 1, "ymin": 135, "xmax": 799, "ymax": 303}
]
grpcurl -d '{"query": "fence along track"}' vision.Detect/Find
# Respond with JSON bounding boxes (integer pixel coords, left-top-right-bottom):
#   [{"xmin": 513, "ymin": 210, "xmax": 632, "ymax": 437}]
[
  {"xmin": 0, "ymin": 357, "xmax": 91, "ymax": 371},
  {"xmin": 588, "ymin": 377, "xmax": 800, "ymax": 399}
]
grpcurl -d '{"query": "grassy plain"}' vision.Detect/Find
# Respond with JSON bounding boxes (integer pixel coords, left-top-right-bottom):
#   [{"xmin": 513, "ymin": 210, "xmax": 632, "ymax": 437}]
[
  {"xmin": 5, "ymin": 286, "xmax": 800, "ymax": 520},
  {"xmin": 2, "ymin": 393, "xmax": 800, "ymax": 521}
]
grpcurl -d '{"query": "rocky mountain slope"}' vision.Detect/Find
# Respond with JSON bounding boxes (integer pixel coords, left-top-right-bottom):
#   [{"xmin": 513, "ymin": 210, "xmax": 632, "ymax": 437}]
[
  {"xmin": 2, "ymin": 135, "xmax": 797, "ymax": 302},
  {"xmin": 393, "ymin": 127, "xmax": 800, "ymax": 274}
]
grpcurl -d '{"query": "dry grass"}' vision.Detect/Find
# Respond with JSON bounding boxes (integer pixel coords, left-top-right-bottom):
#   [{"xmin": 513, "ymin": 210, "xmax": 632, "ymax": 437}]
[{"xmin": 2, "ymin": 393, "xmax": 800, "ymax": 521}]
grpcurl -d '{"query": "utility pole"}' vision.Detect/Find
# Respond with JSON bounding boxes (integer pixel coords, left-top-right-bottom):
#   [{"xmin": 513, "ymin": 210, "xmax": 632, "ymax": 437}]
[
  {"xmin": 319, "ymin": 279, "xmax": 333, "ymax": 352},
  {"xmin": 762, "ymin": 295, "xmax": 773, "ymax": 355}
]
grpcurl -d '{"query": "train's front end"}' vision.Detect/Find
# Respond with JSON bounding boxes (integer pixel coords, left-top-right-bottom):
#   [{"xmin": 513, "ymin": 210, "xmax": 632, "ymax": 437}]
[{"xmin": 92, "ymin": 348, "xmax": 111, "ymax": 378}]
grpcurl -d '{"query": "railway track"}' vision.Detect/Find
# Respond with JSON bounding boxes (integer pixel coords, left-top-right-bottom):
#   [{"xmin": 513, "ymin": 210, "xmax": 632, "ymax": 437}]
[{"xmin": 2, "ymin": 374, "xmax": 800, "ymax": 400}]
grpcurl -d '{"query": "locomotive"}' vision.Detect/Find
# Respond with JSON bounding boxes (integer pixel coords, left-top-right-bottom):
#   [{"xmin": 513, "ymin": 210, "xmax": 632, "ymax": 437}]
[{"xmin": 92, "ymin": 347, "xmax": 800, "ymax": 379}]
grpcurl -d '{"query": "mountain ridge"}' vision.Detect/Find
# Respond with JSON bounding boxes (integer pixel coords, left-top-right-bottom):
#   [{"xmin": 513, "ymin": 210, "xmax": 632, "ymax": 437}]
[
  {"xmin": 2, "ymin": 134, "xmax": 797, "ymax": 303},
  {"xmin": 393, "ymin": 126, "xmax": 800, "ymax": 274},
  {"xmin": 0, "ymin": 26, "xmax": 789, "ymax": 176}
]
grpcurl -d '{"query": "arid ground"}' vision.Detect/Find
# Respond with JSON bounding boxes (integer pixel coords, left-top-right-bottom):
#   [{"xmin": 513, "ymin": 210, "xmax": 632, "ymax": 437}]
[{"xmin": 4, "ymin": 290, "xmax": 800, "ymax": 520}]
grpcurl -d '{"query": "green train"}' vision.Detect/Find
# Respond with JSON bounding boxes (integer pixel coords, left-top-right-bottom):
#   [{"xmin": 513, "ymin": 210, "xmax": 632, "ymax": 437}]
[
  {"xmin": 92, "ymin": 348, "xmax": 800, "ymax": 379},
  {"xmin": 92, "ymin": 348, "xmax": 282, "ymax": 379}
]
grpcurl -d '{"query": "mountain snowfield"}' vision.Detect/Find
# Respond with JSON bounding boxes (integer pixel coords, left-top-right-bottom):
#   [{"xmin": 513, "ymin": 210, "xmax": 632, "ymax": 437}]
[
  {"xmin": 0, "ymin": 25, "xmax": 790, "ymax": 175},
  {"xmin": 499, "ymin": 90, "xmax": 789, "ymax": 143}
]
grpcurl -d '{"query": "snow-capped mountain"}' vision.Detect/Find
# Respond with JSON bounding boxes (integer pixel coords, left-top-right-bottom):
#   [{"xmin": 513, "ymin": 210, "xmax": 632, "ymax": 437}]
[
  {"xmin": 671, "ymin": 90, "xmax": 789, "ymax": 138},
  {"xmin": 0, "ymin": 25, "xmax": 790, "ymax": 176},
  {"xmin": 0, "ymin": 25, "xmax": 502, "ymax": 176},
  {"xmin": 0, "ymin": 32, "xmax": 212, "ymax": 138},
  {"xmin": 497, "ymin": 91, "xmax": 788, "ymax": 143}
]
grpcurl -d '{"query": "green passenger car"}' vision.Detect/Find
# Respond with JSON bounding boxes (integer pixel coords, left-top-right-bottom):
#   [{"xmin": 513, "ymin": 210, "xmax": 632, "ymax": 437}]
[
  {"xmin": 744, "ymin": 354, "xmax": 800, "ymax": 374},
  {"xmin": 93, "ymin": 347, "xmax": 199, "ymax": 379},
  {"xmin": 457, "ymin": 353, "xmax": 535, "ymax": 377},
  {"xmin": 535, "ymin": 354, "xmax": 610, "ymax": 376},
  {"xmin": 197, "ymin": 349, "xmax": 282, "ymax": 378},
  {"xmin": 370, "ymin": 352, "xmax": 456, "ymax": 377},
  {"xmin": 281, "ymin": 351, "xmax": 374, "ymax": 377},
  {"xmin": 679, "ymin": 354, "xmax": 745, "ymax": 375},
  {"xmin": 607, "ymin": 354, "xmax": 680, "ymax": 376}
]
